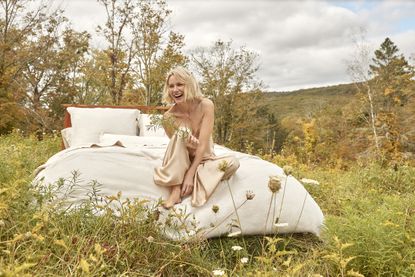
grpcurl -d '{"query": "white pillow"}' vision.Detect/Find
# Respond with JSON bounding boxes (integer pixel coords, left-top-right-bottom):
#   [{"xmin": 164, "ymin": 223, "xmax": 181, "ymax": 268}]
[
  {"xmin": 100, "ymin": 133, "xmax": 169, "ymax": 147},
  {"xmin": 138, "ymin": 113, "xmax": 166, "ymax": 137},
  {"xmin": 61, "ymin": 127, "xmax": 73, "ymax": 148},
  {"xmin": 67, "ymin": 107, "xmax": 140, "ymax": 147}
]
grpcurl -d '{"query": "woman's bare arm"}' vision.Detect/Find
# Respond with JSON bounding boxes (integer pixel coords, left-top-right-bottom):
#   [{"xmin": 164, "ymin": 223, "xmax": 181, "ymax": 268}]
[{"xmin": 162, "ymin": 110, "xmax": 176, "ymax": 138}]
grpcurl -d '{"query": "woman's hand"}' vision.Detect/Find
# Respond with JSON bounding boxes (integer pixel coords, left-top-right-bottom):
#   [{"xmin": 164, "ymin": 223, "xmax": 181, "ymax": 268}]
[
  {"xmin": 186, "ymin": 134, "xmax": 199, "ymax": 149},
  {"xmin": 181, "ymin": 171, "xmax": 195, "ymax": 197}
]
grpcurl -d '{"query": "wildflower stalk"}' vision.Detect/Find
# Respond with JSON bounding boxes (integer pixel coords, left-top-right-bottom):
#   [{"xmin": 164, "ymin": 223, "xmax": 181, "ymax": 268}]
[
  {"xmin": 205, "ymin": 199, "xmax": 248, "ymax": 236},
  {"xmin": 264, "ymin": 192, "xmax": 275, "ymax": 233},
  {"xmin": 275, "ymin": 175, "xmax": 288, "ymax": 224},
  {"xmin": 271, "ymin": 193, "xmax": 277, "ymax": 232},
  {"xmin": 149, "ymin": 113, "xmax": 191, "ymax": 139},
  {"xmin": 265, "ymin": 176, "xmax": 281, "ymax": 233},
  {"xmin": 219, "ymin": 237, "xmax": 228, "ymax": 268},
  {"xmin": 226, "ymin": 180, "xmax": 243, "ymax": 234},
  {"xmin": 293, "ymin": 193, "xmax": 308, "ymax": 232},
  {"xmin": 153, "ymin": 251, "xmax": 182, "ymax": 276}
]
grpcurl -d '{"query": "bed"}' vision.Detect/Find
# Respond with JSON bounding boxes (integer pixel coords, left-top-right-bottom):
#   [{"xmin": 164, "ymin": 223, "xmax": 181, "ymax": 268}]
[{"xmin": 33, "ymin": 105, "xmax": 324, "ymax": 240}]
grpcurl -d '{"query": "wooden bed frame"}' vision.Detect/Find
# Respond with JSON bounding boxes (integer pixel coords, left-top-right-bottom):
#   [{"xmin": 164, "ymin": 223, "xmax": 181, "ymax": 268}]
[
  {"xmin": 61, "ymin": 104, "xmax": 169, "ymax": 149},
  {"xmin": 62, "ymin": 104, "xmax": 169, "ymax": 129}
]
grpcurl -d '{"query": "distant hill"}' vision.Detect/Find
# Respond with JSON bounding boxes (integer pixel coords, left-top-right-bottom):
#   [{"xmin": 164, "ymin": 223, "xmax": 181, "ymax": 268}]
[
  {"xmin": 261, "ymin": 83, "xmax": 358, "ymax": 118},
  {"xmin": 260, "ymin": 82, "xmax": 415, "ymax": 155}
]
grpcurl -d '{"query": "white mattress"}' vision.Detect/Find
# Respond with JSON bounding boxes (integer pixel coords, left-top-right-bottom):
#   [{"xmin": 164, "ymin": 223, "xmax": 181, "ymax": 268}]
[{"xmin": 33, "ymin": 137, "xmax": 324, "ymax": 240}]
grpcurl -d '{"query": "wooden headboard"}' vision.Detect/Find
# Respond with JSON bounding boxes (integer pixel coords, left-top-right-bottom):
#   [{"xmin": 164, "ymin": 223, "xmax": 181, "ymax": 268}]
[{"xmin": 62, "ymin": 104, "xmax": 169, "ymax": 129}]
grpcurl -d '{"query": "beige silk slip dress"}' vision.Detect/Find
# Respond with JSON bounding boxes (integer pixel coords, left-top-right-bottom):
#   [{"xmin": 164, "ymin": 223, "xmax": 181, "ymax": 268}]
[{"xmin": 154, "ymin": 131, "xmax": 240, "ymax": 207}]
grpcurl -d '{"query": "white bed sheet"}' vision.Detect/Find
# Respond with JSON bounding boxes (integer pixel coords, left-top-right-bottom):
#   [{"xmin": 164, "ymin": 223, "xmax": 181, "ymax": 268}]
[{"xmin": 33, "ymin": 138, "xmax": 324, "ymax": 239}]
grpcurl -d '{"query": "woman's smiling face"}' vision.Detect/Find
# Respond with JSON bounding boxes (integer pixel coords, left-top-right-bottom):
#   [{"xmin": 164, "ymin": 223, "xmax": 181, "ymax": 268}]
[{"xmin": 168, "ymin": 75, "xmax": 186, "ymax": 103}]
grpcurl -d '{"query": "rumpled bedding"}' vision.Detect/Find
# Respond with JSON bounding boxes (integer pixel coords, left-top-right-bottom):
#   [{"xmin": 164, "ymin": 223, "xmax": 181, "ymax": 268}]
[{"xmin": 33, "ymin": 138, "xmax": 324, "ymax": 239}]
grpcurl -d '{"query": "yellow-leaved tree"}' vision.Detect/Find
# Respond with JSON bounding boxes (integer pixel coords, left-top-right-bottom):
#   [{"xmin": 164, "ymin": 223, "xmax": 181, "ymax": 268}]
[{"xmin": 368, "ymin": 38, "xmax": 415, "ymax": 162}]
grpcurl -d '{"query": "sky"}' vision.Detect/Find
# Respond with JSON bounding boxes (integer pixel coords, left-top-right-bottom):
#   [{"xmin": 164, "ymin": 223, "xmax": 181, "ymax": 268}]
[{"xmin": 49, "ymin": 0, "xmax": 415, "ymax": 92}]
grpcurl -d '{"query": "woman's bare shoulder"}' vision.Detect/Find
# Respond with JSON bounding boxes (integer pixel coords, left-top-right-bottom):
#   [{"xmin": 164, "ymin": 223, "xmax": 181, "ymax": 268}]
[
  {"xmin": 164, "ymin": 106, "xmax": 176, "ymax": 117},
  {"xmin": 200, "ymin": 98, "xmax": 214, "ymax": 110}
]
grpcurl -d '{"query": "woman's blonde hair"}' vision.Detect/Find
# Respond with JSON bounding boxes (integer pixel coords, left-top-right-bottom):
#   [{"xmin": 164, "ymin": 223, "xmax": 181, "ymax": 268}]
[{"xmin": 162, "ymin": 66, "xmax": 203, "ymax": 104}]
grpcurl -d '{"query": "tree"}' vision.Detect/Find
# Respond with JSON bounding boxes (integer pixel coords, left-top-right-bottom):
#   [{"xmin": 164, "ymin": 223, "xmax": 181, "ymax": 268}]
[
  {"xmin": 190, "ymin": 40, "xmax": 262, "ymax": 145},
  {"xmin": 370, "ymin": 37, "xmax": 414, "ymax": 111},
  {"xmin": 0, "ymin": 0, "xmax": 62, "ymax": 133},
  {"xmin": 97, "ymin": 0, "xmax": 137, "ymax": 105},
  {"xmin": 19, "ymin": 11, "xmax": 69, "ymax": 132},
  {"xmin": 73, "ymin": 48, "xmax": 113, "ymax": 105},
  {"xmin": 47, "ymin": 29, "xmax": 92, "ymax": 123},
  {"xmin": 347, "ymin": 32, "xmax": 381, "ymax": 155},
  {"xmin": 14, "ymin": 12, "xmax": 94, "ymax": 133},
  {"xmin": 97, "ymin": 0, "xmax": 186, "ymax": 105},
  {"xmin": 131, "ymin": 0, "xmax": 186, "ymax": 105},
  {"xmin": 369, "ymin": 38, "xmax": 414, "ymax": 160},
  {"xmin": 348, "ymin": 35, "xmax": 415, "ymax": 162}
]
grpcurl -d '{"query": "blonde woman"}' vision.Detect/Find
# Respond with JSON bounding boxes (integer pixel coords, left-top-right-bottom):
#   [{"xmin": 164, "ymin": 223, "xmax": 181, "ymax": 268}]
[{"xmin": 154, "ymin": 66, "xmax": 239, "ymax": 208}]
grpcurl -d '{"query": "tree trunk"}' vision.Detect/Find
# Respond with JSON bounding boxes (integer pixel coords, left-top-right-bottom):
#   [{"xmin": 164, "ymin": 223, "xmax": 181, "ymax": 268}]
[{"xmin": 366, "ymin": 84, "xmax": 380, "ymax": 154}]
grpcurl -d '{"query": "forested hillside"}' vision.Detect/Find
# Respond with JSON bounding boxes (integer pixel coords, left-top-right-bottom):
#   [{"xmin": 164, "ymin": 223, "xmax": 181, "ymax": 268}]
[
  {"xmin": 260, "ymin": 79, "xmax": 415, "ymax": 166},
  {"xmin": 263, "ymin": 83, "xmax": 357, "ymax": 117}
]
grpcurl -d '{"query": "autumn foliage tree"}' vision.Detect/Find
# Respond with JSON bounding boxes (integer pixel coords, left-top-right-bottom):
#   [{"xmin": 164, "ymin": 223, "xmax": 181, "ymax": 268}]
[
  {"xmin": 368, "ymin": 38, "xmax": 414, "ymax": 161},
  {"xmin": 347, "ymin": 36, "xmax": 414, "ymax": 163},
  {"xmin": 190, "ymin": 40, "xmax": 268, "ymax": 148},
  {"xmin": 0, "ymin": 1, "xmax": 106, "ymax": 134},
  {"xmin": 97, "ymin": 0, "xmax": 137, "ymax": 105},
  {"xmin": 0, "ymin": 0, "xmax": 51, "ymax": 133},
  {"xmin": 131, "ymin": 0, "xmax": 186, "ymax": 105},
  {"xmin": 97, "ymin": 0, "xmax": 186, "ymax": 105},
  {"xmin": 0, "ymin": 0, "xmax": 83, "ymax": 133}
]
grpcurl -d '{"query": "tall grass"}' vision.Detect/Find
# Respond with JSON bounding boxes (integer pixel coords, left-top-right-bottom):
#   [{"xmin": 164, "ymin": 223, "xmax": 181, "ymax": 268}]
[{"xmin": 1, "ymin": 132, "xmax": 414, "ymax": 276}]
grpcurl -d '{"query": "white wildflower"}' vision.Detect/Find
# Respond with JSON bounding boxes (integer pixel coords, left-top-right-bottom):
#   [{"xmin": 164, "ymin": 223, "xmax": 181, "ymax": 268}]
[
  {"xmin": 178, "ymin": 126, "xmax": 191, "ymax": 139},
  {"xmin": 146, "ymin": 236, "xmax": 154, "ymax": 243},
  {"xmin": 212, "ymin": 269, "xmax": 225, "ymax": 276},
  {"xmin": 227, "ymin": 230, "xmax": 242, "ymax": 237},
  {"xmin": 231, "ymin": 245, "xmax": 243, "ymax": 251},
  {"xmin": 178, "ymin": 126, "xmax": 191, "ymax": 133},
  {"xmin": 274, "ymin": 222, "xmax": 289, "ymax": 228},
  {"xmin": 300, "ymin": 178, "xmax": 320, "ymax": 186},
  {"xmin": 240, "ymin": 257, "xmax": 249, "ymax": 264}
]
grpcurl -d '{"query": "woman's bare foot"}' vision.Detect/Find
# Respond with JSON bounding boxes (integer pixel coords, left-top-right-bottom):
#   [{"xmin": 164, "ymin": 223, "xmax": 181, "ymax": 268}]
[
  {"xmin": 162, "ymin": 197, "xmax": 181, "ymax": 209},
  {"xmin": 162, "ymin": 186, "xmax": 182, "ymax": 209}
]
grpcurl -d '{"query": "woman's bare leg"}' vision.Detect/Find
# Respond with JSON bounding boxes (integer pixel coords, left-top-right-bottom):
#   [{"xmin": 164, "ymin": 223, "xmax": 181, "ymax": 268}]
[{"xmin": 163, "ymin": 185, "xmax": 182, "ymax": 209}]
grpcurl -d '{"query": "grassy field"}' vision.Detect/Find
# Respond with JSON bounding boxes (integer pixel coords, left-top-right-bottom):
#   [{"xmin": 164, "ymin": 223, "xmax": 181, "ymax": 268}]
[{"xmin": 1, "ymin": 131, "xmax": 414, "ymax": 276}]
